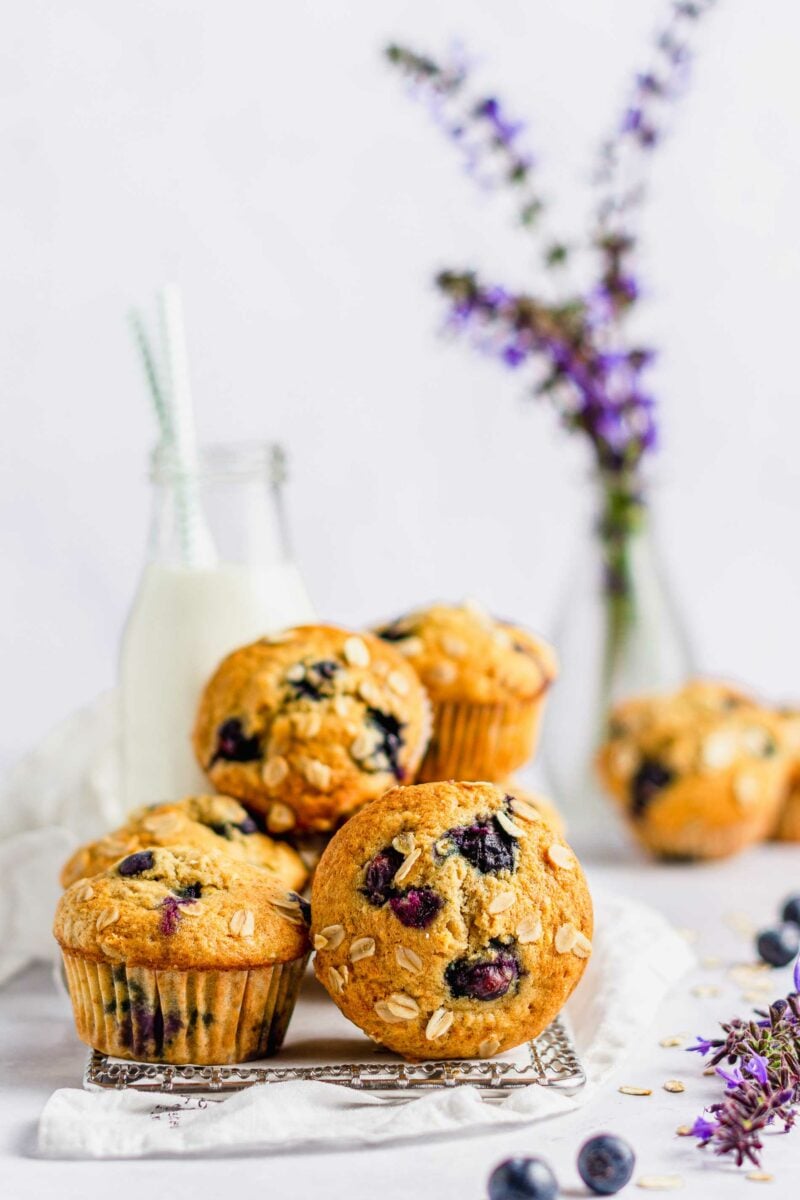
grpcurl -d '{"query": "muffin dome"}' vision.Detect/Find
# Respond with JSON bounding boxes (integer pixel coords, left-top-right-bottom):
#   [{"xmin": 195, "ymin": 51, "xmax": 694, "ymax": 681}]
[
  {"xmin": 60, "ymin": 794, "xmax": 308, "ymax": 892},
  {"xmin": 311, "ymin": 781, "xmax": 592, "ymax": 1060},
  {"xmin": 192, "ymin": 626, "xmax": 431, "ymax": 833}
]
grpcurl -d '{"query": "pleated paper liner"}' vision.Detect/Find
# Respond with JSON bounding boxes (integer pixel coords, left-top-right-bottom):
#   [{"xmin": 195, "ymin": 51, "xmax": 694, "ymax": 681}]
[{"xmin": 417, "ymin": 693, "xmax": 547, "ymax": 783}]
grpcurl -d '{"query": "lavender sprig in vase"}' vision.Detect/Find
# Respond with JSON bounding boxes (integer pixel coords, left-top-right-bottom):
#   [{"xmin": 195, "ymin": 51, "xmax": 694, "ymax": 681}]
[{"xmin": 384, "ymin": 1, "xmax": 714, "ymax": 837}]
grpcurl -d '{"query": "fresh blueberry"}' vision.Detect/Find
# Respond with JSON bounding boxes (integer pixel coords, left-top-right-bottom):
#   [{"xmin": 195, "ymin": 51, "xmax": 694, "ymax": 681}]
[
  {"xmin": 781, "ymin": 895, "xmax": 800, "ymax": 926},
  {"xmin": 487, "ymin": 1157, "xmax": 558, "ymax": 1200},
  {"xmin": 389, "ymin": 886, "xmax": 443, "ymax": 929},
  {"xmin": 118, "ymin": 850, "xmax": 154, "ymax": 877},
  {"xmin": 630, "ymin": 759, "xmax": 673, "ymax": 817},
  {"xmin": 756, "ymin": 923, "xmax": 800, "ymax": 967},
  {"xmin": 213, "ymin": 718, "xmax": 261, "ymax": 763},
  {"xmin": 445, "ymin": 949, "xmax": 520, "ymax": 1001},
  {"xmin": 577, "ymin": 1134, "xmax": 635, "ymax": 1195},
  {"xmin": 447, "ymin": 815, "xmax": 516, "ymax": 875},
  {"xmin": 362, "ymin": 846, "xmax": 404, "ymax": 906},
  {"xmin": 366, "ymin": 708, "xmax": 406, "ymax": 779}
]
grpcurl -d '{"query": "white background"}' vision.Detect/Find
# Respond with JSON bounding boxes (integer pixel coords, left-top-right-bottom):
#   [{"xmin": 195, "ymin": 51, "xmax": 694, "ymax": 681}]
[{"xmin": 2, "ymin": 0, "xmax": 800, "ymax": 771}]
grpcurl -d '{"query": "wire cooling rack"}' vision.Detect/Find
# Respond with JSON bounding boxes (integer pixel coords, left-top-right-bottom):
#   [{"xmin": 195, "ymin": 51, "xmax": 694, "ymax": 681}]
[{"xmin": 84, "ymin": 1014, "xmax": 585, "ymax": 1103}]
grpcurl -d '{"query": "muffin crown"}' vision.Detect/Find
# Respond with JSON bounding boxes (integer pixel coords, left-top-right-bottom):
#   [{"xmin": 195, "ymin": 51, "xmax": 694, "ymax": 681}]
[
  {"xmin": 373, "ymin": 601, "xmax": 557, "ymax": 704},
  {"xmin": 54, "ymin": 846, "xmax": 309, "ymax": 970}
]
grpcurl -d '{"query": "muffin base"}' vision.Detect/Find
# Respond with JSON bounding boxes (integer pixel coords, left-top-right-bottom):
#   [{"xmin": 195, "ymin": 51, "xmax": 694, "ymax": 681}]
[
  {"xmin": 61, "ymin": 952, "xmax": 309, "ymax": 1064},
  {"xmin": 417, "ymin": 694, "xmax": 546, "ymax": 783}
]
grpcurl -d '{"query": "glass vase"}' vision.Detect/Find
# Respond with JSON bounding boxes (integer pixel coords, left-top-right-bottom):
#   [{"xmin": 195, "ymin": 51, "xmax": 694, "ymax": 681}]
[{"xmin": 541, "ymin": 474, "xmax": 693, "ymax": 850}]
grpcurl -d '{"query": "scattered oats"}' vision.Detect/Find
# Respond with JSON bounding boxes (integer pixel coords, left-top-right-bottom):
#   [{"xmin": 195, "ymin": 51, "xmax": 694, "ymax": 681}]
[
  {"xmin": 388, "ymin": 669, "xmax": 410, "ymax": 696},
  {"xmin": 358, "ymin": 679, "xmax": 383, "ymax": 708},
  {"xmin": 572, "ymin": 931, "xmax": 593, "ymax": 959},
  {"xmin": 344, "ymin": 636, "xmax": 370, "ymax": 668},
  {"xmin": 663, "ymin": 1079, "xmax": 685, "ymax": 1093},
  {"xmin": 350, "ymin": 937, "xmax": 376, "ymax": 962},
  {"xmin": 286, "ymin": 663, "xmax": 306, "ymax": 682},
  {"xmin": 262, "ymin": 756, "xmax": 289, "ymax": 788},
  {"xmin": 340, "ymin": 964, "xmax": 349, "ymax": 985},
  {"xmin": 636, "ymin": 1178, "xmax": 683, "ymax": 1192},
  {"xmin": 74, "ymin": 883, "xmax": 95, "ymax": 902},
  {"xmin": 315, "ymin": 924, "xmax": 344, "ymax": 951},
  {"xmin": 266, "ymin": 802, "xmax": 296, "ymax": 833},
  {"xmin": 555, "ymin": 923, "xmax": 579, "ymax": 954},
  {"xmin": 734, "ymin": 772, "xmax": 761, "ymax": 807},
  {"xmin": 729, "ymin": 962, "xmax": 771, "ymax": 988},
  {"xmin": 488, "ymin": 890, "xmax": 516, "ymax": 915},
  {"xmin": 492, "ymin": 627, "xmax": 513, "ymax": 649},
  {"xmin": 509, "ymin": 796, "xmax": 544, "ymax": 824},
  {"xmin": 96, "ymin": 906, "xmax": 120, "ymax": 932},
  {"xmin": 229, "ymin": 908, "xmax": 255, "ymax": 937},
  {"xmin": 517, "ymin": 914, "xmax": 543, "ymax": 944},
  {"xmin": 333, "ymin": 695, "xmax": 351, "ymax": 718},
  {"xmin": 396, "ymin": 636, "xmax": 423, "ymax": 658},
  {"xmin": 742, "ymin": 990, "xmax": 768, "ymax": 1004},
  {"xmin": 351, "ymin": 729, "xmax": 378, "ymax": 760},
  {"xmin": 426, "ymin": 662, "xmax": 458, "ymax": 686},
  {"xmin": 142, "ymin": 812, "xmax": 183, "ymax": 836},
  {"xmin": 619, "ymin": 1086, "xmax": 652, "ymax": 1096},
  {"xmin": 496, "ymin": 810, "xmax": 525, "ymax": 839},
  {"xmin": 675, "ymin": 1125, "xmax": 692, "ymax": 1137},
  {"xmin": 701, "ymin": 729, "xmax": 738, "ymax": 770},
  {"xmin": 102, "ymin": 837, "xmax": 135, "ymax": 858},
  {"xmin": 385, "ymin": 993, "xmax": 420, "ymax": 1020},
  {"xmin": 425, "ymin": 1008, "xmax": 454, "ymax": 1040},
  {"xmin": 659, "ymin": 1035, "xmax": 686, "ymax": 1048},
  {"xmin": 440, "ymin": 634, "xmax": 467, "ymax": 659},
  {"xmin": 395, "ymin": 945, "xmax": 423, "ymax": 974},
  {"xmin": 394, "ymin": 847, "xmax": 421, "ymax": 883},
  {"xmin": 392, "ymin": 831, "xmax": 416, "ymax": 856},
  {"xmin": 329, "ymin": 967, "xmax": 346, "ymax": 995},
  {"xmin": 302, "ymin": 758, "xmax": 332, "ymax": 791},
  {"xmin": 725, "ymin": 911, "xmax": 756, "ymax": 937},
  {"xmin": 271, "ymin": 894, "xmax": 304, "ymax": 925},
  {"xmin": 291, "ymin": 710, "xmax": 322, "ymax": 738},
  {"xmin": 691, "ymin": 984, "xmax": 721, "ymax": 998},
  {"xmin": 478, "ymin": 1036, "xmax": 501, "ymax": 1058},
  {"xmin": 546, "ymin": 843, "xmax": 574, "ymax": 870},
  {"xmin": 703, "ymin": 1065, "xmax": 717, "ymax": 1076},
  {"xmin": 375, "ymin": 1001, "xmax": 404, "ymax": 1023},
  {"xmin": 179, "ymin": 902, "xmax": 203, "ymax": 918},
  {"xmin": 746, "ymin": 1172, "xmax": 774, "ymax": 1183},
  {"xmin": 742, "ymin": 726, "xmax": 771, "ymax": 756}
]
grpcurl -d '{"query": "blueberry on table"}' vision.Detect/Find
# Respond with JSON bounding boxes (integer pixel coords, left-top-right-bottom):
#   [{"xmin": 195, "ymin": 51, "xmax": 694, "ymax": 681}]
[
  {"xmin": 756, "ymin": 923, "xmax": 800, "ymax": 967},
  {"xmin": 781, "ymin": 894, "xmax": 800, "ymax": 927},
  {"xmin": 488, "ymin": 1157, "xmax": 558, "ymax": 1200},
  {"xmin": 577, "ymin": 1134, "xmax": 635, "ymax": 1195}
]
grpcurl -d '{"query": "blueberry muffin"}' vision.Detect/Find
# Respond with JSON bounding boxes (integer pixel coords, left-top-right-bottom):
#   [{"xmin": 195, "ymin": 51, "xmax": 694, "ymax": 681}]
[
  {"xmin": 772, "ymin": 710, "xmax": 800, "ymax": 841},
  {"xmin": 311, "ymin": 781, "xmax": 592, "ymax": 1060},
  {"xmin": 372, "ymin": 601, "xmax": 557, "ymax": 783},
  {"xmin": 60, "ymin": 795, "xmax": 308, "ymax": 893},
  {"xmin": 54, "ymin": 846, "xmax": 310, "ymax": 1064},
  {"xmin": 597, "ymin": 682, "xmax": 791, "ymax": 859},
  {"xmin": 192, "ymin": 626, "xmax": 431, "ymax": 834}
]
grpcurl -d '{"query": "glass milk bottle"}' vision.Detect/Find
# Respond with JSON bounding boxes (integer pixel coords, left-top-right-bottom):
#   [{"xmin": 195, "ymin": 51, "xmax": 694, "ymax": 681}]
[{"xmin": 120, "ymin": 440, "xmax": 315, "ymax": 809}]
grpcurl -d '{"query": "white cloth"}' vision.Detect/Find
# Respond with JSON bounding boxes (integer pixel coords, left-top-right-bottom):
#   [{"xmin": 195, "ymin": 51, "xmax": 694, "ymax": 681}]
[
  {"xmin": 0, "ymin": 693, "xmax": 125, "ymax": 985},
  {"xmin": 37, "ymin": 892, "xmax": 693, "ymax": 1158}
]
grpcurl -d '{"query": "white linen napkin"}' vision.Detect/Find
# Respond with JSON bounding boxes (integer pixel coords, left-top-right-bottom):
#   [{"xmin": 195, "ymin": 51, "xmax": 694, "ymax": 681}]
[{"xmin": 37, "ymin": 892, "xmax": 693, "ymax": 1158}]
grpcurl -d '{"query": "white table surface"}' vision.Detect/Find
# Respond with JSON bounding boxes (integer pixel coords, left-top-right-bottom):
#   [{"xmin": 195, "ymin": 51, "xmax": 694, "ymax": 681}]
[{"xmin": 3, "ymin": 841, "xmax": 800, "ymax": 1200}]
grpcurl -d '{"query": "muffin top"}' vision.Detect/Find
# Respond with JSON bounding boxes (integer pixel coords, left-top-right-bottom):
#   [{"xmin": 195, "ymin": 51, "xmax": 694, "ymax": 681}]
[
  {"xmin": 311, "ymin": 780, "xmax": 591, "ymax": 1060},
  {"xmin": 372, "ymin": 600, "xmax": 557, "ymax": 705},
  {"xmin": 500, "ymin": 785, "xmax": 566, "ymax": 836},
  {"xmin": 192, "ymin": 625, "xmax": 431, "ymax": 833},
  {"xmin": 60, "ymin": 795, "xmax": 308, "ymax": 893},
  {"xmin": 54, "ymin": 846, "xmax": 309, "ymax": 970},
  {"xmin": 598, "ymin": 681, "xmax": 789, "ymax": 818}
]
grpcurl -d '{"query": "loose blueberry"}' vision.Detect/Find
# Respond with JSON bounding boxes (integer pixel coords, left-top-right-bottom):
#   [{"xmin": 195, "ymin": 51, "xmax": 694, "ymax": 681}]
[
  {"xmin": 488, "ymin": 1157, "xmax": 558, "ymax": 1200},
  {"xmin": 118, "ymin": 850, "xmax": 155, "ymax": 877},
  {"xmin": 362, "ymin": 846, "xmax": 404, "ymax": 906},
  {"xmin": 447, "ymin": 815, "xmax": 516, "ymax": 875},
  {"xmin": 577, "ymin": 1134, "xmax": 635, "ymax": 1195},
  {"xmin": 389, "ymin": 886, "xmax": 443, "ymax": 929},
  {"xmin": 445, "ymin": 949, "xmax": 520, "ymax": 1001},
  {"xmin": 630, "ymin": 759, "xmax": 673, "ymax": 817},
  {"xmin": 366, "ymin": 708, "xmax": 406, "ymax": 779},
  {"xmin": 756, "ymin": 923, "xmax": 800, "ymax": 967},
  {"xmin": 781, "ymin": 895, "xmax": 800, "ymax": 926},
  {"xmin": 213, "ymin": 718, "xmax": 261, "ymax": 763}
]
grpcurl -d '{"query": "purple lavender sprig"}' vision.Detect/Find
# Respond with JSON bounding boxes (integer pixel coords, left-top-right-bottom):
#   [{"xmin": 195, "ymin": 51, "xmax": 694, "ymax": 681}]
[{"xmin": 686, "ymin": 960, "xmax": 800, "ymax": 1168}]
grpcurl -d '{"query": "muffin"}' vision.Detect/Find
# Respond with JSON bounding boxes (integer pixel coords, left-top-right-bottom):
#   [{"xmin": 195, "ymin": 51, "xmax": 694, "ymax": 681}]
[
  {"xmin": 372, "ymin": 601, "xmax": 557, "ymax": 783},
  {"xmin": 311, "ymin": 780, "xmax": 592, "ymax": 1060},
  {"xmin": 60, "ymin": 795, "xmax": 308, "ymax": 893},
  {"xmin": 192, "ymin": 626, "xmax": 431, "ymax": 834},
  {"xmin": 54, "ymin": 846, "xmax": 310, "ymax": 1064},
  {"xmin": 771, "ymin": 710, "xmax": 800, "ymax": 841},
  {"xmin": 597, "ymin": 682, "xmax": 791, "ymax": 860}
]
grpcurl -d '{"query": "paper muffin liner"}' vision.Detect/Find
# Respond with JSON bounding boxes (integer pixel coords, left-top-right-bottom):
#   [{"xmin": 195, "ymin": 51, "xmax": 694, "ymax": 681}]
[
  {"xmin": 417, "ymin": 692, "xmax": 548, "ymax": 783},
  {"xmin": 61, "ymin": 951, "xmax": 310, "ymax": 1064}
]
